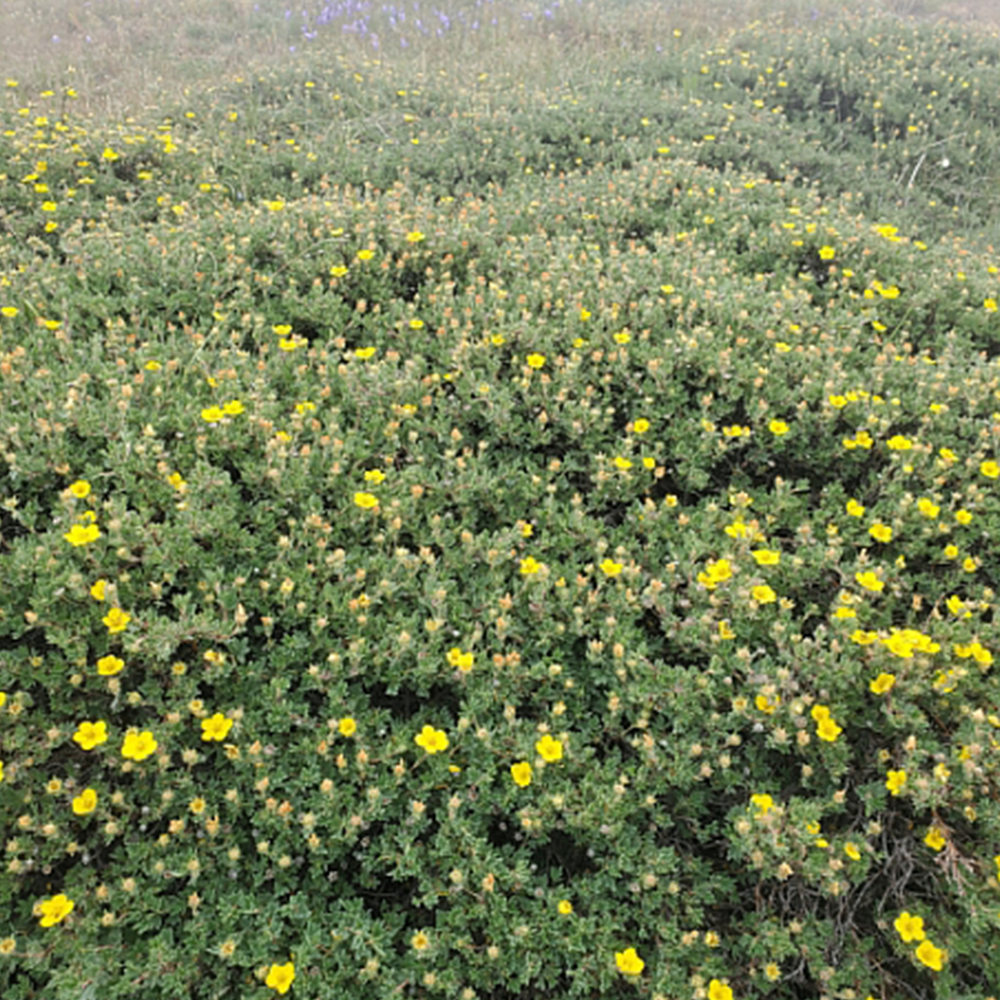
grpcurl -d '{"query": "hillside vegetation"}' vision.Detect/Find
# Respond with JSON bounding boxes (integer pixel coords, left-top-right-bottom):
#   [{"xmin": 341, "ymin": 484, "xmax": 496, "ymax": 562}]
[{"xmin": 2, "ymin": 2, "xmax": 1000, "ymax": 998}]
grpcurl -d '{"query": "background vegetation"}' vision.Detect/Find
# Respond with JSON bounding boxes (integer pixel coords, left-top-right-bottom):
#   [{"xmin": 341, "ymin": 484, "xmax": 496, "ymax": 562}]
[{"xmin": 2, "ymin": 1, "xmax": 1000, "ymax": 998}]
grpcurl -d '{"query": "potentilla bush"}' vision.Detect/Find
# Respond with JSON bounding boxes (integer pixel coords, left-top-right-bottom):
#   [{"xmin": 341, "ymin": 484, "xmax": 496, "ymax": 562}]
[{"xmin": 2, "ymin": 7, "xmax": 1000, "ymax": 1000}]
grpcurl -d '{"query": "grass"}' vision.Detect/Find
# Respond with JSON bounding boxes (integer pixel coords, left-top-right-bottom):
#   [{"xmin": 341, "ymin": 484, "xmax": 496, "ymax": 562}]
[{"xmin": 2, "ymin": 1, "xmax": 1000, "ymax": 998}]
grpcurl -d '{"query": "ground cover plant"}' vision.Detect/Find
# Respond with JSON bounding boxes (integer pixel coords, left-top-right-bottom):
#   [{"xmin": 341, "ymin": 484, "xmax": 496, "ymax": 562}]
[{"xmin": 2, "ymin": 1, "xmax": 1000, "ymax": 998}]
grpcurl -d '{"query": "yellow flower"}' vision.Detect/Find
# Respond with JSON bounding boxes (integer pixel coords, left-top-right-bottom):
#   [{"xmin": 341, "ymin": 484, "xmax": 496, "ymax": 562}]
[
  {"xmin": 755, "ymin": 694, "xmax": 780, "ymax": 714},
  {"xmin": 222, "ymin": 399, "xmax": 244, "ymax": 416},
  {"xmin": 330, "ymin": 265, "xmax": 349, "ymax": 277},
  {"xmin": 357, "ymin": 249, "xmax": 374, "ymax": 261},
  {"xmin": 354, "ymin": 492, "xmax": 379, "ymax": 510},
  {"xmin": 751, "ymin": 584, "xmax": 777, "ymax": 604},
  {"xmin": 536, "ymin": 734, "xmax": 563, "ymax": 762},
  {"xmin": 914, "ymin": 939, "xmax": 946, "ymax": 970},
  {"xmin": 102, "ymin": 608, "xmax": 131, "ymax": 633},
  {"xmin": 885, "ymin": 769, "xmax": 907, "ymax": 796},
  {"xmin": 64, "ymin": 523, "xmax": 101, "ymax": 546},
  {"xmin": 844, "ymin": 842, "xmax": 861, "ymax": 861},
  {"xmin": 708, "ymin": 980, "xmax": 733, "ymax": 1000},
  {"xmin": 406, "ymin": 230, "xmax": 425, "ymax": 243},
  {"xmin": 38, "ymin": 894, "xmax": 74, "ymax": 927},
  {"xmin": 818, "ymin": 245, "xmax": 835, "ymax": 260},
  {"xmin": 751, "ymin": 549, "xmax": 780, "ymax": 566},
  {"xmin": 869, "ymin": 673, "xmax": 896, "ymax": 695},
  {"xmin": 887, "ymin": 435, "xmax": 912, "ymax": 451},
  {"xmin": 855, "ymin": 571, "xmax": 884, "ymax": 593},
  {"xmin": 980, "ymin": 460, "xmax": 1000, "ymax": 478},
  {"xmin": 364, "ymin": 469, "xmax": 385, "ymax": 484},
  {"xmin": 97, "ymin": 655, "xmax": 124, "ymax": 676},
  {"xmin": 90, "ymin": 579, "xmax": 107, "ymax": 600},
  {"xmin": 73, "ymin": 720, "xmax": 108, "ymax": 751},
  {"xmin": 969, "ymin": 642, "xmax": 992, "ymax": 666},
  {"xmin": 764, "ymin": 962, "xmax": 781, "ymax": 982},
  {"xmin": 446, "ymin": 647, "xmax": 474, "ymax": 672},
  {"xmin": 201, "ymin": 406, "xmax": 224, "ymax": 422},
  {"xmin": 846, "ymin": 499, "xmax": 865, "ymax": 517},
  {"xmin": 519, "ymin": 556, "xmax": 542, "ymax": 575},
  {"xmin": 599, "ymin": 558, "xmax": 623, "ymax": 577},
  {"xmin": 869, "ymin": 522, "xmax": 893, "ymax": 543},
  {"xmin": 72, "ymin": 788, "xmax": 98, "ymax": 816},
  {"xmin": 924, "ymin": 826, "xmax": 946, "ymax": 851},
  {"xmin": 265, "ymin": 961, "xmax": 295, "ymax": 994},
  {"xmin": 408, "ymin": 318, "xmax": 424, "ymax": 330},
  {"xmin": 768, "ymin": 418, "xmax": 789, "ymax": 435},
  {"xmin": 338, "ymin": 717, "xmax": 357, "ymax": 737},
  {"xmin": 526, "ymin": 353, "xmax": 546, "ymax": 369},
  {"xmin": 68, "ymin": 479, "xmax": 91, "ymax": 498},
  {"xmin": 882, "ymin": 628, "xmax": 938, "ymax": 658},
  {"xmin": 414, "ymin": 725, "xmax": 449, "ymax": 754},
  {"xmin": 557, "ymin": 899, "xmax": 573, "ymax": 915},
  {"xmin": 411, "ymin": 931, "xmax": 430, "ymax": 951},
  {"xmin": 946, "ymin": 594, "xmax": 970, "ymax": 617},
  {"xmin": 697, "ymin": 558, "xmax": 733, "ymax": 590},
  {"xmin": 121, "ymin": 729, "xmax": 158, "ymax": 762},
  {"xmin": 917, "ymin": 498, "xmax": 940, "ymax": 518},
  {"xmin": 510, "ymin": 761, "xmax": 533, "ymax": 787},
  {"xmin": 633, "ymin": 418, "xmax": 650, "ymax": 434},
  {"xmin": 843, "ymin": 430, "xmax": 874, "ymax": 450},
  {"xmin": 201, "ymin": 713, "xmax": 233, "ymax": 742},
  {"xmin": 614, "ymin": 947, "xmax": 644, "ymax": 976},
  {"xmin": 816, "ymin": 716, "xmax": 842, "ymax": 742},
  {"xmin": 750, "ymin": 793, "xmax": 774, "ymax": 816}
]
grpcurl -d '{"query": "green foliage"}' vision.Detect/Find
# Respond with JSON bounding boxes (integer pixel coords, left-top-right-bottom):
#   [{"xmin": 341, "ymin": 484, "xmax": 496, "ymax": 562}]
[{"xmin": 2, "ymin": 4, "xmax": 1000, "ymax": 1000}]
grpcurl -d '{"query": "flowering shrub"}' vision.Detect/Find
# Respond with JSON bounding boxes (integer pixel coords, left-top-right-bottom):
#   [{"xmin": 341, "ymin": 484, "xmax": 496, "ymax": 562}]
[{"xmin": 2, "ymin": 2, "xmax": 1000, "ymax": 999}]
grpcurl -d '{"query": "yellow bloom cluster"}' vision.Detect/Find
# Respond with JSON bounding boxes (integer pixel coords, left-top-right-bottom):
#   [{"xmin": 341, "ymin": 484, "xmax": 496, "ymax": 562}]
[{"xmin": 894, "ymin": 912, "xmax": 947, "ymax": 970}]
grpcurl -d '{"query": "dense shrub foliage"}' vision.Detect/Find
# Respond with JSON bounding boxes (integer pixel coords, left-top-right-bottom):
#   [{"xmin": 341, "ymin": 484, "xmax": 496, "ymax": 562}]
[{"xmin": 1, "ymin": 3, "xmax": 1000, "ymax": 999}]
